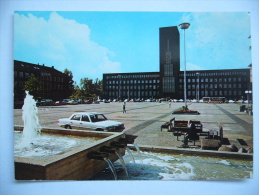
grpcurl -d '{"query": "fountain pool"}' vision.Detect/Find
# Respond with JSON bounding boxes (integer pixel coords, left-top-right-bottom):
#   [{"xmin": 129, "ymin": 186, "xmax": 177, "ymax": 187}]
[
  {"xmin": 91, "ymin": 149, "xmax": 253, "ymax": 180},
  {"xmin": 14, "ymin": 126, "xmax": 128, "ymax": 180},
  {"xmin": 14, "ymin": 131, "xmax": 101, "ymax": 160}
]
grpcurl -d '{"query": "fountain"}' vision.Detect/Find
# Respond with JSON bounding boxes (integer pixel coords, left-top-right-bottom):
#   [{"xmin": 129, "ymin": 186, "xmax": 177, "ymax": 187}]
[
  {"xmin": 92, "ymin": 146, "xmax": 253, "ymax": 180},
  {"xmin": 20, "ymin": 91, "xmax": 41, "ymax": 148},
  {"xmin": 14, "ymin": 92, "xmax": 137, "ymax": 180}
]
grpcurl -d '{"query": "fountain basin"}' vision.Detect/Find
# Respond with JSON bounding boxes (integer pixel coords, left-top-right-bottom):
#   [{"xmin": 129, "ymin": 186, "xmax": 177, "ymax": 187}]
[
  {"xmin": 91, "ymin": 145, "xmax": 253, "ymax": 180},
  {"xmin": 127, "ymin": 144, "xmax": 253, "ymax": 160},
  {"xmin": 14, "ymin": 126, "xmax": 127, "ymax": 180}
]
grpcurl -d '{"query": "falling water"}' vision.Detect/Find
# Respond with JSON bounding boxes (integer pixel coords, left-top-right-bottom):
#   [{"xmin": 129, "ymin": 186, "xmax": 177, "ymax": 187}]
[
  {"xmin": 116, "ymin": 152, "xmax": 129, "ymax": 179},
  {"xmin": 104, "ymin": 159, "xmax": 117, "ymax": 180},
  {"xmin": 133, "ymin": 143, "xmax": 143, "ymax": 165},
  {"xmin": 21, "ymin": 91, "xmax": 41, "ymax": 148},
  {"xmin": 125, "ymin": 147, "xmax": 137, "ymax": 173}
]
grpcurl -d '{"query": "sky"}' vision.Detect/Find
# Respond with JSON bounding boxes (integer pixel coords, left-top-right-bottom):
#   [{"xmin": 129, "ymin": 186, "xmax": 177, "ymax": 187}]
[{"xmin": 14, "ymin": 11, "xmax": 251, "ymax": 84}]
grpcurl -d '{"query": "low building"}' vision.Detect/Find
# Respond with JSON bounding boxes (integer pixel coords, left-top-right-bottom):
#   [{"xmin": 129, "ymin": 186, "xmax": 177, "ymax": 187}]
[{"xmin": 14, "ymin": 60, "xmax": 71, "ymax": 104}]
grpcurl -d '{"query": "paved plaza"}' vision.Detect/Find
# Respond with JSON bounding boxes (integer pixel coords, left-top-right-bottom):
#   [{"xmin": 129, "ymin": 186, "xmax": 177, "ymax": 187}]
[{"xmin": 14, "ymin": 101, "xmax": 253, "ymax": 149}]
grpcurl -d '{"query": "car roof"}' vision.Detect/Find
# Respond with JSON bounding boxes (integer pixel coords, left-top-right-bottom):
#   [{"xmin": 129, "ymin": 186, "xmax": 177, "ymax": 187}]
[{"xmin": 73, "ymin": 112, "xmax": 102, "ymax": 115}]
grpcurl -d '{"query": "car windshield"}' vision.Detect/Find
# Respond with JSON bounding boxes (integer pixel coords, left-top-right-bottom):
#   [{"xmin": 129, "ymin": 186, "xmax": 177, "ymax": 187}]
[{"xmin": 90, "ymin": 114, "xmax": 107, "ymax": 122}]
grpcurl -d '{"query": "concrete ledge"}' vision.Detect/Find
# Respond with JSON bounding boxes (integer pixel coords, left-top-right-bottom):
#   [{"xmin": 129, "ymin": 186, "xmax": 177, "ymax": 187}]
[
  {"xmin": 128, "ymin": 144, "xmax": 253, "ymax": 160},
  {"xmin": 201, "ymin": 138, "xmax": 221, "ymax": 150}
]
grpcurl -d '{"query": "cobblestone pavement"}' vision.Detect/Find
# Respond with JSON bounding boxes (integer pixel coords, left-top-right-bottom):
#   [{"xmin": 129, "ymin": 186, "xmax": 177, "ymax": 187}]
[{"xmin": 14, "ymin": 101, "xmax": 253, "ymax": 149}]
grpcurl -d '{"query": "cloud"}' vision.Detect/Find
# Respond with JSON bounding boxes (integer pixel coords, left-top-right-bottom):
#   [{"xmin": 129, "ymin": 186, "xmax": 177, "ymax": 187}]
[
  {"xmin": 179, "ymin": 12, "xmax": 251, "ymax": 69},
  {"xmin": 14, "ymin": 12, "xmax": 121, "ymax": 83},
  {"xmin": 186, "ymin": 62, "xmax": 203, "ymax": 71}
]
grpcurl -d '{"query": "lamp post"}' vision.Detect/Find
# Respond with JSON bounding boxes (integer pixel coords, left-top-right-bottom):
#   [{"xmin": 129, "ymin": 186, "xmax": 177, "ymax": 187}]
[
  {"xmin": 245, "ymin": 90, "xmax": 252, "ymax": 114},
  {"xmin": 179, "ymin": 22, "xmax": 190, "ymax": 108}
]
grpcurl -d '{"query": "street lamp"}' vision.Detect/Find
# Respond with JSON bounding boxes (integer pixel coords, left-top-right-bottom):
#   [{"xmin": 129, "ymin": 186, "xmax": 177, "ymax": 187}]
[
  {"xmin": 245, "ymin": 90, "xmax": 252, "ymax": 114},
  {"xmin": 179, "ymin": 22, "xmax": 190, "ymax": 108}
]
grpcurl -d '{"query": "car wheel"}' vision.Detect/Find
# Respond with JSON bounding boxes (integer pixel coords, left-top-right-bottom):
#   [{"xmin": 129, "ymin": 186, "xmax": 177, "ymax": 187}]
[{"xmin": 65, "ymin": 125, "xmax": 72, "ymax": 129}]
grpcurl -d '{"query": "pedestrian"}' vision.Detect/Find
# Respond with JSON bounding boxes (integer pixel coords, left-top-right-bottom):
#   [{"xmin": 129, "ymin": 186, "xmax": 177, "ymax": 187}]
[
  {"xmin": 169, "ymin": 99, "xmax": 171, "ymax": 108},
  {"xmin": 123, "ymin": 101, "xmax": 126, "ymax": 113}
]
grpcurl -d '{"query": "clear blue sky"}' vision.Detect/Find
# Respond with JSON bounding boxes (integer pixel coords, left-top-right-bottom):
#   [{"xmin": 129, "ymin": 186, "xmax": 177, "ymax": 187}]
[{"xmin": 14, "ymin": 11, "xmax": 251, "ymax": 84}]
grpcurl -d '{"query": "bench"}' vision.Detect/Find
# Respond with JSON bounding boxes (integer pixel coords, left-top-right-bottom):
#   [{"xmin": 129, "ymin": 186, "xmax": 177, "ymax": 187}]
[{"xmin": 161, "ymin": 118, "xmax": 175, "ymax": 131}]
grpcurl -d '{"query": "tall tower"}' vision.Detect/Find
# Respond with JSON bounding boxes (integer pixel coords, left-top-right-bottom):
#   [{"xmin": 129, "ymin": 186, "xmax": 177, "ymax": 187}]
[{"xmin": 159, "ymin": 26, "xmax": 180, "ymax": 99}]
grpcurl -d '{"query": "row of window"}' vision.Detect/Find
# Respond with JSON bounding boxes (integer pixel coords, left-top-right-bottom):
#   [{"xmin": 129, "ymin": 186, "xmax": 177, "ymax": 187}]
[
  {"xmin": 179, "ymin": 83, "xmax": 243, "ymax": 89},
  {"xmin": 105, "ymin": 79, "xmax": 160, "ymax": 85},
  {"xmin": 106, "ymin": 85, "xmax": 160, "ymax": 90},
  {"xmin": 179, "ymin": 77, "xmax": 244, "ymax": 83},
  {"xmin": 14, "ymin": 71, "xmax": 64, "ymax": 82},
  {"xmin": 17, "ymin": 81, "xmax": 64, "ymax": 90},
  {"xmin": 179, "ymin": 71, "xmax": 248, "ymax": 77},
  {"xmin": 105, "ymin": 74, "xmax": 160, "ymax": 79}
]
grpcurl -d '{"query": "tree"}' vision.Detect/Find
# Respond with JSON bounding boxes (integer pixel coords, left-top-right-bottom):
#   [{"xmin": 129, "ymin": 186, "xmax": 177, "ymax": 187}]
[
  {"xmin": 70, "ymin": 85, "xmax": 83, "ymax": 100},
  {"xmin": 63, "ymin": 68, "xmax": 74, "ymax": 97},
  {"xmin": 79, "ymin": 77, "xmax": 103, "ymax": 99},
  {"xmin": 23, "ymin": 74, "xmax": 42, "ymax": 99}
]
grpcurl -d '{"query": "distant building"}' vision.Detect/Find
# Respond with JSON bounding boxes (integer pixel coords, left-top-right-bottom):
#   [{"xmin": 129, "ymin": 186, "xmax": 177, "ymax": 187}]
[
  {"xmin": 14, "ymin": 60, "xmax": 71, "ymax": 102},
  {"xmin": 103, "ymin": 26, "xmax": 252, "ymax": 101}
]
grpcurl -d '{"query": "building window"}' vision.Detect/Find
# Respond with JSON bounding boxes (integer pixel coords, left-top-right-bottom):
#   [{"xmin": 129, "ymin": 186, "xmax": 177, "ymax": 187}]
[{"xmin": 19, "ymin": 72, "xmax": 23, "ymax": 78}]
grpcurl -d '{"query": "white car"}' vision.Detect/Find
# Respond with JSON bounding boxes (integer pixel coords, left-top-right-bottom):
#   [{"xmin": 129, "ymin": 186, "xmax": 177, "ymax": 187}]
[{"xmin": 58, "ymin": 112, "xmax": 125, "ymax": 132}]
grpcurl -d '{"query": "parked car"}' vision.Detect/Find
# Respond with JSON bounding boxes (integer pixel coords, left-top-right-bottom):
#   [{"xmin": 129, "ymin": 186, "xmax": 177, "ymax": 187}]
[
  {"xmin": 58, "ymin": 112, "xmax": 125, "ymax": 132},
  {"xmin": 36, "ymin": 99, "xmax": 55, "ymax": 106},
  {"xmin": 67, "ymin": 100, "xmax": 78, "ymax": 105},
  {"xmin": 85, "ymin": 100, "xmax": 93, "ymax": 104},
  {"xmin": 55, "ymin": 101, "xmax": 67, "ymax": 105}
]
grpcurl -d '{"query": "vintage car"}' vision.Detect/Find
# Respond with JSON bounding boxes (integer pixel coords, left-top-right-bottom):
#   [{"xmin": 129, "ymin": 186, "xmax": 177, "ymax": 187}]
[{"xmin": 58, "ymin": 112, "xmax": 125, "ymax": 132}]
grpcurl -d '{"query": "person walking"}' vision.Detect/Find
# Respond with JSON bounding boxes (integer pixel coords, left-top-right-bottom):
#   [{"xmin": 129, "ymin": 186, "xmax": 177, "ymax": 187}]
[{"xmin": 123, "ymin": 101, "xmax": 126, "ymax": 113}]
